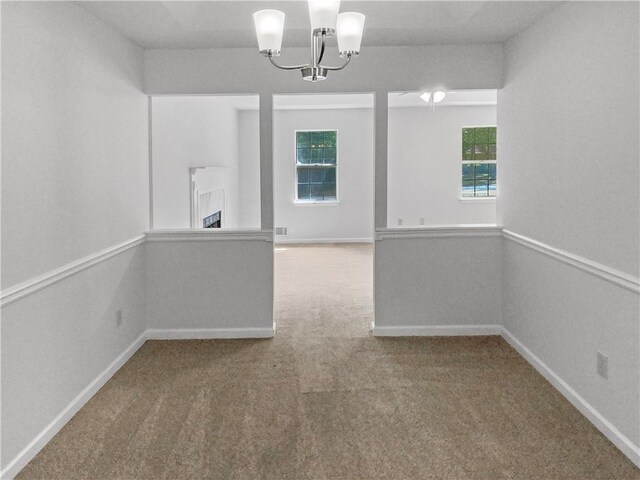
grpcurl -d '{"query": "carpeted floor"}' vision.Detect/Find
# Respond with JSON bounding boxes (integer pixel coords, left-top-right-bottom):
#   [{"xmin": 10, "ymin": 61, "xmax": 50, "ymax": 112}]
[{"xmin": 18, "ymin": 244, "xmax": 639, "ymax": 479}]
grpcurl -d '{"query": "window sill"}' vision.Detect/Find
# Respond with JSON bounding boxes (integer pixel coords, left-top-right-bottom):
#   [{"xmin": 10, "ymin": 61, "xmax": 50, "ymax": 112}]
[
  {"xmin": 459, "ymin": 197, "xmax": 497, "ymax": 203},
  {"xmin": 294, "ymin": 200, "xmax": 340, "ymax": 206}
]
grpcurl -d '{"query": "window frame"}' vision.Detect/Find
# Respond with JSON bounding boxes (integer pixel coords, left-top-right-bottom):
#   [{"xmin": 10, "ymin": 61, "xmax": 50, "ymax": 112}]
[
  {"xmin": 460, "ymin": 125, "xmax": 497, "ymax": 201},
  {"xmin": 294, "ymin": 129, "xmax": 340, "ymax": 204}
]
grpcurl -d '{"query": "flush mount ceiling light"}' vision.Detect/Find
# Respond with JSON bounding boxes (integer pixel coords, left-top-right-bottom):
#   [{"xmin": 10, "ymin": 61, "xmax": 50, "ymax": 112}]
[
  {"xmin": 253, "ymin": 1, "xmax": 365, "ymax": 82},
  {"xmin": 420, "ymin": 91, "xmax": 447, "ymax": 104}
]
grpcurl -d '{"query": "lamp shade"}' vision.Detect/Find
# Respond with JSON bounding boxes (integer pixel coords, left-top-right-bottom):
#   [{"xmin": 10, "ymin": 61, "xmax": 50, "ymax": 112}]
[
  {"xmin": 253, "ymin": 10, "xmax": 285, "ymax": 54},
  {"xmin": 337, "ymin": 12, "xmax": 365, "ymax": 55},
  {"xmin": 308, "ymin": 0, "xmax": 341, "ymax": 32}
]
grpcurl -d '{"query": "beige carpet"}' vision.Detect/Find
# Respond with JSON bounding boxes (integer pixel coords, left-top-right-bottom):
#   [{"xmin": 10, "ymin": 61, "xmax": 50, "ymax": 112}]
[{"xmin": 18, "ymin": 244, "xmax": 639, "ymax": 479}]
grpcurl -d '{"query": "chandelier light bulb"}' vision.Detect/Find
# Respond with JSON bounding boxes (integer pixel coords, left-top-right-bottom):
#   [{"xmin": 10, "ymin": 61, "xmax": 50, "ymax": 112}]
[
  {"xmin": 420, "ymin": 92, "xmax": 432, "ymax": 103},
  {"xmin": 433, "ymin": 91, "xmax": 447, "ymax": 103},
  {"xmin": 337, "ymin": 12, "xmax": 365, "ymax": 56},
  {"xmin": 308, "ymin": 0, "xmax": 341, "ymax": 33},
  {"xmin": 253, "ymin": 10, "xmax": 285, "ymax": 55}
]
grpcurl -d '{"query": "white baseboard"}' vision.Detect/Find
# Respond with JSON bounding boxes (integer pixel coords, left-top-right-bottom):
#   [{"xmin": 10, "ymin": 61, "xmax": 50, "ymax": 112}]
[
  {"xmin": 0, "ymin": 331, "xmax": 147, "ymax": 480},
  {"xmin": 274, "ymin": 237, "xmax": 373, "ymax": 245},
  {"xmin": 501, "ymin": 327, "xmax": 640, "ymax": 468},
  {"xmin": 372, "ymin": 324, "xmax": 502, "ymax": 337},
  {"xmin": 146, "ymin": 326, "xmax": 275, "ymax": 340}
]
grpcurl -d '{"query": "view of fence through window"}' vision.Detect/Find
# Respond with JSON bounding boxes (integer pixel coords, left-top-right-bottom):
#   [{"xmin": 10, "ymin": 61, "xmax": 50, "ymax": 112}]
[
  {"xmin": 296, "ymin": 130, "xmax": 338, "ymax": 201},
  {"xmin": 462, "ymin": 126, "xmax": 497, "ymax": 197}
]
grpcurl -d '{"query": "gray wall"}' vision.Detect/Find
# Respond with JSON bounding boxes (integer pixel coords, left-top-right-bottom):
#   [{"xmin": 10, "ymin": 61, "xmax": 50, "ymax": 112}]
[
  {"xmin": 375, "ymin": 233, "xmax": 502, "ymax": 330},
  {"xmin": 145, "ymin": 237, "xmax": 273, "ymax": 332},
  {"xmin": 1, "ymin": 2, "xmax": 148, "ymax": 473},
  {"xmin": 273, "ymin": 107, "xmax": 374, "ymax": 243},
  {"xmin": 388, "ymin": 105, "xmax": 497, "ymax": 226},
  {"xmin": 498, "ymin": 1, "xmax": 639, "ymax": 452}
]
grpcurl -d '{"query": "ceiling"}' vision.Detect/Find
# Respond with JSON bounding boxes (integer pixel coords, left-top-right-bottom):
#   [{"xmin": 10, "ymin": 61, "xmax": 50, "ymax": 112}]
[{"xmin": 78, "ymin": 1, "xmax": 563, "ymax": 50}]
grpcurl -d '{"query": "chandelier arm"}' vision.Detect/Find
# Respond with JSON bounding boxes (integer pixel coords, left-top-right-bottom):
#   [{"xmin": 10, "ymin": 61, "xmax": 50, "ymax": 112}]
[
  {"xmin": 268, "ymin": 55, "xmax": 310, "ymax": 71},
  {"xmin": 320, "ymin": 54, "xmax": 352, "ymax": 71}
]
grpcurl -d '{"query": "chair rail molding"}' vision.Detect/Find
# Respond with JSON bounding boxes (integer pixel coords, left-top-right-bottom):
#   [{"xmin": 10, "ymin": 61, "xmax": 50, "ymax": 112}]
[
  {"xmin": 0, "ymin": 235, "xmax": 146, "ymax": 308},
  {"xmin": 145, "ymin": 229, "xmax": 273, "ymax": 242},
  {"xmin": 502, "ymin": 229, "xmax": 639, "ymax": 294},
  {"xmin": 376, "ymin": 225, "xmax": 502, "ymax": 240}
]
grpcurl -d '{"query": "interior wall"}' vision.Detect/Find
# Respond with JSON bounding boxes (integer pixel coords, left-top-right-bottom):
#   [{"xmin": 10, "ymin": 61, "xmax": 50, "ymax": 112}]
[
  {"xmin": 0, "ymin": 2, "xmax": 148, "ymax": 475},
  {"xmin": 1, "ymin": 3, "xmax": 149, "ymax": 288},
  {"xmin": 388, "ymin": 105, "xmax": 497, "ymax": 227},
  {"xmin": 145, "ymin": 44, "xmax": 503, "ymax": 95},
  {"xmin": 237, "ymin": 110, "xmax": 262, "ymax": 228},
  {"xmin": 152, "ymin": 96, "xmax": 242, "ymax": 229},
  {"xmin": 375, "ymin": 233, "xmax": 502, "ymax": 331},
  {"xmin": 499, "ymin": 0, "xmax": 640, "ymax": 456},
  {"xmin": 271, "ymin": 106, "xmax": 374, "ymax": 242},
  {"xmin": 145, "ymin": 236, "xmax": 273, "ymax": 332}
]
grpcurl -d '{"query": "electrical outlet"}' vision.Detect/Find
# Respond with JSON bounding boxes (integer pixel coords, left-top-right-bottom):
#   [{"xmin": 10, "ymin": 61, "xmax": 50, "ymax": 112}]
[
  {"xmin": 398, "ymin": 218, "xmax": 403, "ymax": 226},
  {"xmin": 597, "ymin": 351, "xmax": 608, "ymax": 379},
  {"xmin": 116, "ymin": 309, "xmax": 123, "ymax": 328},
  {"xmin": 419, "ymin": 218, "xmax": 425, "ymax": 225}
]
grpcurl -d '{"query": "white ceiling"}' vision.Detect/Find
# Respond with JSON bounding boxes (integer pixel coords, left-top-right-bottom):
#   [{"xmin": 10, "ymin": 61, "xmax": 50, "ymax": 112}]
[{"xmin": 78, "ymin": 1, "xmax": 563, "ymax": 50}]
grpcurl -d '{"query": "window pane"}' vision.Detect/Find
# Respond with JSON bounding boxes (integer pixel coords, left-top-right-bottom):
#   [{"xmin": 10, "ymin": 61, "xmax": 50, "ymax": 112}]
[
  {"xmin": 489, "ymin": 127, "xmax": 497, "ymax": 142},
  {"xmin": 474, "ymin": 144, "xmax": 489, "ymax": 161},
  {"xmin": 462, "ymin": 128, "xmax": 474, "ymax": 146},
  {"xmin": 298, "ymin": 167, "xmax": 310, "ymax": 184},
  {"xmin": 475, "ymin": 127, "xmax": 489, "ymax": 143},
  {"xmin": 322, "ymin": 182, "xmax": 336, "ymax": 198},
  {"xmin": 309, "ymin": 168, "xmax": 323, "ymax": 183},
  {"xmin": 323, "ymin": 147, "xmax": 337, "ymax": 164},
  {"xmin": 462, "ymin": 179, "xmax": 475, "ymax": 197},
  {"xmin": 488, "ymin": 144, "xmax": 497, "ymax": 160},
  {"xmin": 462, "ymin": 164, "xmax": 474, "ymax": 180},
  {"xmin": 298, "ymin": 184, "xmax": 310, "ymax": 199},
  {"xmin": 324, "ymin": 131, "xmax": 337, "ymax": 147},
  {"xmin": 463, "ymin": 145, "xmax": 474, "ymax": 160},
  {"xmin": 296, "ymin": 131, "xmax": 310, "ymax": 147},
  {"xmin": 324, "ymin": 168, "xmax": 336, "ymax": 183},
  {"xmin": 488, "ymin": 178, "xmax": 497, "ymax": 196},
  {"xmin": 475, "ymin": 163, "xmax": 489, "ymax": 178},
  {"xmin": 310, "ymin": 131, "xmax": 324, "ymax": 147},
  {"xmin": 311, "ymin": 148, "xmax": 322, "ymax": 163},
  {"xmin": 488, "ymin": 163, "xmax": 497, "ymax": 178},
  {"xmin": 310, "ymin": 184, "xmax": 324, "ymax": 199},
  {"xmin": 297, "ymin": 148, "xmax": 311, "ymax": 164}
]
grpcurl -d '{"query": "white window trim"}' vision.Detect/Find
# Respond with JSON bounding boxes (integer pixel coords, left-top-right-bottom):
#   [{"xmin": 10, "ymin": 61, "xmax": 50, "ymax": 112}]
[
  {"xmin": 460, "ymin": 124, "xmax": 497, "ymax": 201},
  {"xmin": 294, "ymin": 129, "xmax": 339, "ymax": 204}
]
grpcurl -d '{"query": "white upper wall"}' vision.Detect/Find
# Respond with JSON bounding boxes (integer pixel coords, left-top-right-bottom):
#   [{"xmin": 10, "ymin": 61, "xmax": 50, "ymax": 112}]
[
  {"xmin": 151, "ymin": 95, "xmax": 260, "ymax": 230},
  {"xmin": 388, "ymin": 103, "xmax": 497, "ymax": 226},
  {"xmin": 144, "ymin": 44, "xmax": 504, "ymax": 95},
  {"xmin": 272, "ymin": 97, "xmax": 374, "ymax": 242},
  {"xmin": 1, "ymin": 1, "xmax": 149, "ymax": 288},
  {"xmin": 498, "ymin": 1, "xmax": 639, "ymax": 276}
]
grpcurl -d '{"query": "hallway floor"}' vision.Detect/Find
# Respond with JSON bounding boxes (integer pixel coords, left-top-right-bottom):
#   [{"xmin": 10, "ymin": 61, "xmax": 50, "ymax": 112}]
[{"xmin": 18, "ymin": 244, "xmax": 639, "ymax": 479}]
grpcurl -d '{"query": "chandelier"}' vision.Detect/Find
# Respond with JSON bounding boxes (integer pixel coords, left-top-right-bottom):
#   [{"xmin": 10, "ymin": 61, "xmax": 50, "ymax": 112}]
[{"xmin": 253, "ymin": 0, "xmax": 365, "ymax": 82}]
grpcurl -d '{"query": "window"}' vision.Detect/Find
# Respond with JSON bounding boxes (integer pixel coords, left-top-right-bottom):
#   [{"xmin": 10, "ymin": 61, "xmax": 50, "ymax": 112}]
[
  {"xmin": 296, "ymin": 130, "xmax": 337, "ymax": 202},
  {"xmin": 462, "ymin": 126, "xmax": 497, "ymax": 198}
]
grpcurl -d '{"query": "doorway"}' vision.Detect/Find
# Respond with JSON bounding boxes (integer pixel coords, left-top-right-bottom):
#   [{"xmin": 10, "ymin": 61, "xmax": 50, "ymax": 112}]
[{"xmin": 271, "ymin": 93, "xmax": 375, "ymax": 337}]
